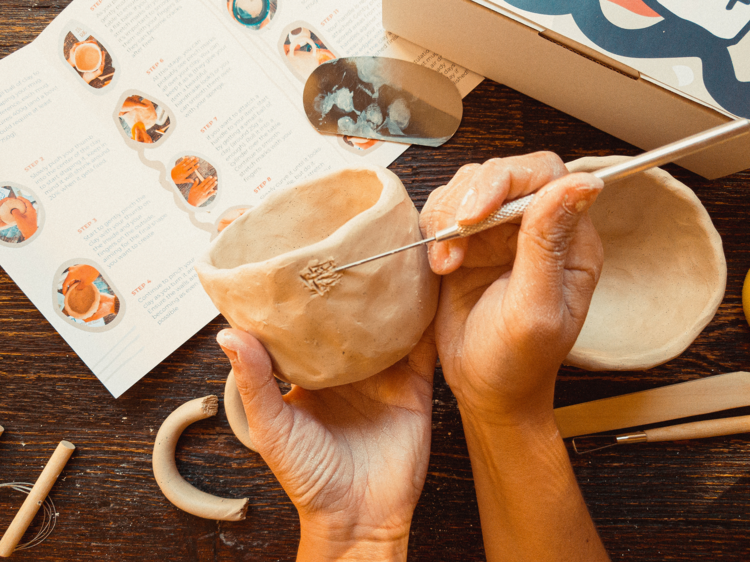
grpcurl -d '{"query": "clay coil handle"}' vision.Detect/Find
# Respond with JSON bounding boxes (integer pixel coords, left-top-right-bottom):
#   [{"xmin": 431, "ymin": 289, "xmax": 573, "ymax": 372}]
[
  {"xmin": 152, "ymin": 395, "xmax": 249, "ymax": 521},
  {"xmin": 644, "ymin": 415, "xmax": 750, "ymax": 443}
]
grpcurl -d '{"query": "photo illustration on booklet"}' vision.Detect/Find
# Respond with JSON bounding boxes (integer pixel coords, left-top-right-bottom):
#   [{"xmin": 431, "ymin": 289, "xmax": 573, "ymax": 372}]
[
  {"xmin": 279, "ymin": 23, "xmax": 337, "ymax": 82},
  {"xmin": 227, "ymin": 0, "xmax": 278, "ymax": 30},
  {"xmin": 115, "ymin": 93, "xmax": 174, "ymax": 147},
  {"xmin": 54, "ymin": 261, "xmax": 124, "ymax": 331},
  {"xmin": 170, "ymin": 155, "xmax": 220, "ymax": 209},
  {"xmin": 0, "ymin": 183, "xmax": 43, "ymax": 246},
  {"xmin": 214, "ymin": 205, "xmax": 251, "ymax": 238},
  {"xmin": 61, "ymin": 22, "xmax": 117, "ymax": 90},
  {"xmin": 338, "ymin": 135, "xmax": 382, "ymax": 155}
]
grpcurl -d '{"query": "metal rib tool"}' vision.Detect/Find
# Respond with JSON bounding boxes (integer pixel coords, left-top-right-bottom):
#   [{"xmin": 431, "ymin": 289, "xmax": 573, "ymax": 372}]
[{"xmin": 334, "ymin": 119, "xmax": 750, "ymax": 273}]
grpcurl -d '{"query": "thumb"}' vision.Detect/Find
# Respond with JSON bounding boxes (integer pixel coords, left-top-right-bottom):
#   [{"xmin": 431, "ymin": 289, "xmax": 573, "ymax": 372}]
[
  {"xmin": 217, "ymin": 329, "xmax": 292, "ymax": 454},
  {"xmin": 509, "ymin": 172, "xmax": 603, "ymax": 310}
]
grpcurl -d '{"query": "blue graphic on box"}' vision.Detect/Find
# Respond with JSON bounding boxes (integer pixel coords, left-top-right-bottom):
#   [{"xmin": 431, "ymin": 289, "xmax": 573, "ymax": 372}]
[{"xmin": 504, "ymin": 0, "xmax": 750, "ymax": 118}]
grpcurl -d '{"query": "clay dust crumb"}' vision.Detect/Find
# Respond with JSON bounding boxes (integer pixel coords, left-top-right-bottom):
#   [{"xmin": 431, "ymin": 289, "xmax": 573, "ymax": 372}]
[{"xmin": 300, "ymin": 258, "xmax": 342, "ymax": 296}]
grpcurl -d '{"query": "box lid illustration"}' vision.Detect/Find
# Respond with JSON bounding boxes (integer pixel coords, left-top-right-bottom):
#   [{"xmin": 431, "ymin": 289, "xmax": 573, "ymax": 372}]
[{"xmin": 483, "ymin": 0, "xmax": 750, "ymax": 120}]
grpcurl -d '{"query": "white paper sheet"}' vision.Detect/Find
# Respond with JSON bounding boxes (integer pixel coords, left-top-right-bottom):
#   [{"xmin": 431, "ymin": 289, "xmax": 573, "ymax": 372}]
[{"xmin": 0, "ymin": 0, "xmax": 482, "ymax": 397}]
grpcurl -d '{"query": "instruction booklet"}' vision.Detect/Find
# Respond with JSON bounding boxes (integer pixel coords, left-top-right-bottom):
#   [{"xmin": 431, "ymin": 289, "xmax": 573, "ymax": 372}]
[{"xmin": 0, "ymin": 0, "xmax": 482, "ymax": 397}]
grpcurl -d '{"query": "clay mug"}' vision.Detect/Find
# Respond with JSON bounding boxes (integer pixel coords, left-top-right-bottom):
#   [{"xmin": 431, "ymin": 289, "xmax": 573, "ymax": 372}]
[
  {"xmin": 196, "ymin": 164, "xmax": 439, "ymax": 390},
  {"xmin": 74, "ymin": 42, "xmax": 102, "ymax": 73},
  {"xmin": 64, "ymin": 282, "xmax": 101, "ymax": 321}
]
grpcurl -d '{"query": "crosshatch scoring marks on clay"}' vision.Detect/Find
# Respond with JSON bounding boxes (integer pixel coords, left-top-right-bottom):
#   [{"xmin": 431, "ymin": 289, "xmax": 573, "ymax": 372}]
[{"xmin": 300, "ymin": 258, "xmax": 342, "ymax": 296}]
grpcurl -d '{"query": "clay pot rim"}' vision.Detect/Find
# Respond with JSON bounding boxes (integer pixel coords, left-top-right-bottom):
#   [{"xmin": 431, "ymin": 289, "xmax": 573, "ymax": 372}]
[
  {"xmin": 204, "ymin": 164, "xmax": 396, "ymax": 273},
  {"xmin": 565, "ymin": 156, "xmax": 727, "ymax": 371}
]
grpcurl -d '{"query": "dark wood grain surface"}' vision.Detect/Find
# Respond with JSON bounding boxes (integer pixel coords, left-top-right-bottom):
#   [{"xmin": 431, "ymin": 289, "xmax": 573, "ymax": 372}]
[{"xmin": 2, "ymin": 1, "xmax": 750, "ymax": 560}]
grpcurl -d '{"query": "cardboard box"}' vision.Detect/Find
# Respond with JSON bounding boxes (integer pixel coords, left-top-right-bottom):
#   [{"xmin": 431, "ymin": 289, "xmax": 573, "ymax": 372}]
[{"xmin": 383, "ymin": 0, "xmax": 750, "ymax": 179}]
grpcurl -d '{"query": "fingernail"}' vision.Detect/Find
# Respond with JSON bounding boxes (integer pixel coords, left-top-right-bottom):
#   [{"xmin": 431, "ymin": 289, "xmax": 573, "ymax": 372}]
[
  {"xmin": 217, "ymin": 330, "xmax": 239, "ymax": 363},
  {"xmin": 455, "ymin": 188, "xmax": 478, "ymax": 222},
  {"xmin": 565, "ymin": 185, "xmax": 601, "ymax": 215}
]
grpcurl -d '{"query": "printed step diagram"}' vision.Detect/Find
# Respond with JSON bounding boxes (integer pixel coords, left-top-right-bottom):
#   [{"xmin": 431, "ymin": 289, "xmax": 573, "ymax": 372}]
[
  {"xmin": 61, "ymin": 22, "xmax": 119, "ymax": 91},
  {"xmin": 54, "ymin": 261, "xmax": 124, "ymax": 331},
  {"xmin": 227, "ymin": 0, "xmax": 278, "ymax": 31},
  {"xmin": 0, "ymin": 183, "xmax": 43, "ymax": 247}
]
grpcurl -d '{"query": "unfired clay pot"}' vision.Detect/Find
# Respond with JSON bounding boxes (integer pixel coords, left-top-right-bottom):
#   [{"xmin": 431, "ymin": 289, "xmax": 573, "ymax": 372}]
[
  {"xmin": 196, "ymin": 164, "xmax": 439, "ymax": 389},
  {"xmin": 64, "ymin": 282, "xmax": 101, "ymax": 320},
  {"xmin": 566, "ymin": 156, "xmax": 726, "ymax": 371}
]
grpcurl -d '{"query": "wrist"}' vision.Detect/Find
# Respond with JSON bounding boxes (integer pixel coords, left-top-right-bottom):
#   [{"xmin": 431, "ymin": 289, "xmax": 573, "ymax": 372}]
[{"xmin": 297, "ymin": 518, "xmax": 410, "ymax": 562}]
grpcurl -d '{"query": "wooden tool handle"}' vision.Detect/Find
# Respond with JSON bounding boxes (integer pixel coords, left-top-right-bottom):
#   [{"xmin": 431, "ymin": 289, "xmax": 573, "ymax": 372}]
[
  {"xmin": 0, "ymin": 441, "xmax": 75, "ymax": 557},
  {"xmin": 644, "ymin": 415, "xmax": 750, "ymax": 443}
]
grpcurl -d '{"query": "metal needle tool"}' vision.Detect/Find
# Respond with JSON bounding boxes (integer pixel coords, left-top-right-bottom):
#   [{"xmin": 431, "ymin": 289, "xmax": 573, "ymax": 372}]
[{"xmin": 334, "ymin": 119, "xmax": 750, "ymax": 273}]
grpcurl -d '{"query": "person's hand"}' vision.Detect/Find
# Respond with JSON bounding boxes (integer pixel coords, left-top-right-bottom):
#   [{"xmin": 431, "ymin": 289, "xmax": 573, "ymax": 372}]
[
  {"xmin": 62, "ymin": 265, "xmax": 100, "ymax": 295},
  {"xmin": 217, "ymin": 327, "xmax": 437, "ymax": 561},
  {"xmin": 420, "ymin": 153, "xmax": 610, "ymax": 562},
  {"xmin": 10, "ymin": 197, "xmax": 38, "ymax": 240},
  {"xmin": 119, "ymin": 96, "xmax": 151, "ymax": 115},
  {"xmin": 86, "ymin": 293, "xmax": 116, "ymax": 322},
  {"xmin": 187, "ymin": 176, "xmax": 218, "ymax": 207},
  {"xmin": 420, "ymin": 152, "xmax": 604, "ymax": 426},
  {"xmin": 171, "ymin": 157, "xmax": 200, "ymax": 184}
]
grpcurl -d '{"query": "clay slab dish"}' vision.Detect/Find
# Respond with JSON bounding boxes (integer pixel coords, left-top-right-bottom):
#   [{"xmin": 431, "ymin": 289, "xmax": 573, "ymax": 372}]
[
  {"xmin": 64, "ymin": 282, "xmax": 101, "ymax": 320},
  {"xmin": 566, "ymin": 156, "xmax": 726, "ymax": 371},
  {"xmin": 196, "ymin": 164, "xmax": 439, "ymax": 390}
]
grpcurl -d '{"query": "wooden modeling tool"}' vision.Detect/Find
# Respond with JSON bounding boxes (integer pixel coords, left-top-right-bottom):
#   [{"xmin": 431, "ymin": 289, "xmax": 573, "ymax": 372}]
[
  {"xmin": 334, "ymin": 119, "xmax": 750, "ymax": 272},
  {"xmin": 554, "ymin": 372, "xmax": 750, "ymax": 439},
  {"xmin": 0, "ymin": 426, "xmax": 4, "ymax": 438},
  {"xmin": 0, "ymin": 441, "xmax": 75, "ymax": 558},
  {"xmin": 572, "ymin": 414, "xmax": 750, "ymax": 454}
]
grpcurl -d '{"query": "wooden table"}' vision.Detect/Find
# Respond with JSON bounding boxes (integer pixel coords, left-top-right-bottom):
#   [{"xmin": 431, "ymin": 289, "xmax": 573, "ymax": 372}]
[{"xmin": 2, "ymin": 2, "xmax": 750, "ymax": 560}]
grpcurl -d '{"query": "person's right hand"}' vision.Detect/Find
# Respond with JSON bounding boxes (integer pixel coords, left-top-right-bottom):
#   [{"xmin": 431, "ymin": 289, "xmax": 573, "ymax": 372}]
[
  {"xmin": 171, "ymin": 157, "xmax": 201, "ymax": 184},
  {"xmin": 419, "ymin": 152, "xmax": 604, "ymax": 426},
  {"xmin": 62, "ymin": 265, "xmax": 100, "ymax": 295},
  {"xmin": 419, "ymin": 153, "xmax": 610, "ymax": 562},
  {"xmin": 187, "ymin": 176, "xmax": 218, "ymax": 207}
]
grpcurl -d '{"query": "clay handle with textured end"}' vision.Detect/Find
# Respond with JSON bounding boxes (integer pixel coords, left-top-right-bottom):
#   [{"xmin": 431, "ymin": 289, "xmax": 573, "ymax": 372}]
[
  {"xmin": 645, "ymin": 415, "xmax": 750, "ymax": 443},
  {"xmin": 0, "ymin": 440, "xmax": 75, "ymax": 558},
  {"xmin": 152, "ymin": 395, "xmax": 249, "ymax": 521}
]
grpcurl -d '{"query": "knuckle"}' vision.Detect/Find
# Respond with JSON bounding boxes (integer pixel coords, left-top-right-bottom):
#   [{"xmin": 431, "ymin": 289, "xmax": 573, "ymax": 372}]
[{"xmin": 535, "ymin": 151, "xmax": 567, "ymax": 176}]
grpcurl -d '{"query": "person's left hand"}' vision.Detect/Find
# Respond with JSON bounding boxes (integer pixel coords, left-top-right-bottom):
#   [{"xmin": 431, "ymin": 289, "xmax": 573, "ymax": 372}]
[
  {"xmin": 62, "ymin": 264, "xmax": 100, "ymax": 295},
  {"xmin": 171, "ymin": 157, "xmax": 200, "ymax": 184},
  {"xmin": 217, "ymin": 326, "xmax": 437, "ymax": 561}
]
